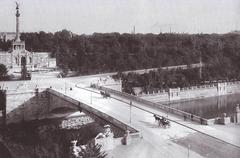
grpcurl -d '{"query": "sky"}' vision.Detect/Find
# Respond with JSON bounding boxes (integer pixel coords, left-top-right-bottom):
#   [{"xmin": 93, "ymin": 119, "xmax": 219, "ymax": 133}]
[{"xmin": 0, "ymin": 0, "xmax": 240, "ymax": 34}]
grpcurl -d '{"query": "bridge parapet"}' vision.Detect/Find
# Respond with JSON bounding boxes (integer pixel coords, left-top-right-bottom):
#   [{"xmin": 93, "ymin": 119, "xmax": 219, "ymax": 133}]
[
  {"xmin": 47, "ymin": 88, "xmax": 138, "ymax": 133},
  {"xmin": 95, "ymin": 85, "xmax": 208, "ymax": 125}
]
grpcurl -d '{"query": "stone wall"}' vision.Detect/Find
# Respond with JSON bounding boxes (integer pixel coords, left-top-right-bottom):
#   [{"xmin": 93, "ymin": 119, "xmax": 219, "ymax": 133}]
[
  {"xmin": 97, "ymin": 78, "xmax": 122, "ymax": 92},
  {"xmin": 102, "ymin": 83, "xmax": 122, "ymax": 92},
  {"xmin": 5, "ymin": 89, "xmax": 80, "ymax": 124},
  {"xmin": 139, "ymin": 82, "xmax": 240, "ymax": 103},
  {"xmin": 6, "ymin": 89, "xmax": 49, "ymax": 123}
]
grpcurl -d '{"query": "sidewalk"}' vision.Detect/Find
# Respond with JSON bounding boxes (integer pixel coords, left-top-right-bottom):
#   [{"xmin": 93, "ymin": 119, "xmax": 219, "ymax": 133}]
[{"xmin": 110, "ymin": 92, "xmax": 240, "ymax": 148}]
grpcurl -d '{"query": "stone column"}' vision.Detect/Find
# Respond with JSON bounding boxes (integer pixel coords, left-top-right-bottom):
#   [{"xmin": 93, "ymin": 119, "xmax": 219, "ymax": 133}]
[
  {"xmin": 235, "ymin": 106, "xmax": 240, "ymax": 123},
  {"xmin": 15, "ymin": 3, "xmax": 21, "ymax": 42}
]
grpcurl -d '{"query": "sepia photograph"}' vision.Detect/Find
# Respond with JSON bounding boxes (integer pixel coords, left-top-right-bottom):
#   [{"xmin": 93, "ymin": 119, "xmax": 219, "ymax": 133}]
[{"xmin": 0, "ymin": 0, "xmax": 240, "ymax": 157}]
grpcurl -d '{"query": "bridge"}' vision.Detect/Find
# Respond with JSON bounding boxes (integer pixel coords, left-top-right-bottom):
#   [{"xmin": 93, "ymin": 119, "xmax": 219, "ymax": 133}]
[
  {"xmin": 2, "ymin": 87, "xmax": 139, "ymax": 133},
  {"xmin": 1, "ymin": 77, "xmax": 240, "ymax": 158}
]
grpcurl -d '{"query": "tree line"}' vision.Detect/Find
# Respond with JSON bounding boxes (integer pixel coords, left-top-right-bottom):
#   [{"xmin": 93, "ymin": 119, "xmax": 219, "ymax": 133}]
[
  {"xmin": 113, "ymin": 66, "xmax": 233, "ymax": 94},
  {"xmin": 0, "ymin": 30, "xmax": 240, "ymax": 79}
]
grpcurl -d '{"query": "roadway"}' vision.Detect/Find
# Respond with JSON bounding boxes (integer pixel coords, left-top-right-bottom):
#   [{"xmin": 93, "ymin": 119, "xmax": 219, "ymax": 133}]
[
  {"xmin": 59, "ymin": 83, "xmax": 240, "ymax": 158},
  {"xmin": 1, "ymin": 73, "xmax": 240, "ymax": 158}
]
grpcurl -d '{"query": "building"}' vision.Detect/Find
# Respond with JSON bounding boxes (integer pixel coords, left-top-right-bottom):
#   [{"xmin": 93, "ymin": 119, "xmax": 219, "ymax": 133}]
[
  {"xmin": 0, "ymin": 3, "xmax": 56, "ymax": 72},
  {"xmin": 0, "ymin": 32, "xmax": 18, "ymax": 42}
]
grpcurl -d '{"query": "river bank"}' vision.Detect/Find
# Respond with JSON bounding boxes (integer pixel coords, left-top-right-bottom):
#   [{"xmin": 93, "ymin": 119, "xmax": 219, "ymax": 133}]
[{"xmin": 138, "ymin": 81, "xmax": 240, "ymax": 103}]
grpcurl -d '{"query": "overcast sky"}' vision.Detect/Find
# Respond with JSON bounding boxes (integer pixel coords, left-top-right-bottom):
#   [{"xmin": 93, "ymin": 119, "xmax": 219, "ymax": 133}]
[{"xmin": 0, "ymin": 0, "xmax": 239, "ymax": 34}]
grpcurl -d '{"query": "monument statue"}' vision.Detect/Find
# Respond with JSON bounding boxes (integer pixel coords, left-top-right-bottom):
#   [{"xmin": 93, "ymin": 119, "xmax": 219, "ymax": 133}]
[{"xmin": 16, "ymin": 2, "xmax": 19, "ymax": 9}]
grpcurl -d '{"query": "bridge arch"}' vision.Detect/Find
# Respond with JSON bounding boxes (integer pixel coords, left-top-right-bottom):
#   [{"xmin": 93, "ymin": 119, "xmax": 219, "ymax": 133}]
[{"xmin": 49, "ymin": 106, "xmax": 77, "ymax": 114}]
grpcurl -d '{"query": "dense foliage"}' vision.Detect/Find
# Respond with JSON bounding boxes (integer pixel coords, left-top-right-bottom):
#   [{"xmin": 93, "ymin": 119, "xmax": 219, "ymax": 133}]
[
  {"xmin": 0, "ymin": 39, "xmax": 11, "ymax": 51},
  {"xmin": 0, "ymin": 119, "xmax": 105, "ymax": 158},
  {"xmin": 1, "ymin": 30, "xmax": 240, "ymax": 78},
  {"xmin": 0, "ymin": 64, "xmax": 9, "ymax": 81},
  {"xmin": 113, "ymin": 66, "xmax": 233, "ymax": 94}
]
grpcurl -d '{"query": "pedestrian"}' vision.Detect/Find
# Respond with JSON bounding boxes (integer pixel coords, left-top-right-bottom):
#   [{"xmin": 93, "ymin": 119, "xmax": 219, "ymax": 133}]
[
  {"xmin": 200, "ymin": 118, "xmax": 203, "ymax": 124},
  {"xmin": 191, "ymin": 114, "xmax": 194, "ymax": 121},
  {"xmin": 184, "ymin": 115, "xmax": 187, "ymax": 121}
]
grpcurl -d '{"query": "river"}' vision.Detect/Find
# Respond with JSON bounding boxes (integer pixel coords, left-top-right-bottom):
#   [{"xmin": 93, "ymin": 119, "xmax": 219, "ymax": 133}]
[
  {"xmin": 168, "ymin": 93, "xmax": 240, "ymax": 119},
  {"xmin": 0, "ymin": 115, "xmax": 103, "ymax": 158}
]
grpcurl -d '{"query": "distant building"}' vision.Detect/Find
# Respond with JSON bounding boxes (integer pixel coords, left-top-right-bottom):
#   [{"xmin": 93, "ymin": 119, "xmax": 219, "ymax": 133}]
[
  {"xmin": 0, "ymin": 32, "xmax": 18, "ymax": 42},
  {"xmin": 0, "ymin": 3, "xmax": 56, "ymax": 71}
]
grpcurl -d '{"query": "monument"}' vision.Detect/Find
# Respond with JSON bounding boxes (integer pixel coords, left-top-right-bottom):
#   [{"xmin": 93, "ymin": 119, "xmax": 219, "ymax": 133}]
[{"xmin": 0, "ymin": 2, "xmax": 56, "ymax": 72}]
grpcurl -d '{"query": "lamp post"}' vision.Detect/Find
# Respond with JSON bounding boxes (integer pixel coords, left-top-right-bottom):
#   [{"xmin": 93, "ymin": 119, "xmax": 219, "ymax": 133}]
[
  {"xmin": 166, "ymin": 106, "xmax": 169, "ymax": 118},
  {"xmin": 65, "ymin": 81, "xmax": 67, "ymax": 94},
  {"xmin": 22, "ymin": 100, "xmax": 25, "ymax": 122},
  {"xmin": 90, "ymin": 91, "xmax": 92, "ymax": 104},
  {"xmin": 188, "ymin": 144, "xmax": 191, "ymax": 158},
  {"xmin": 129, "ymin": 101, "xmax": 132, "ymax": 123}
]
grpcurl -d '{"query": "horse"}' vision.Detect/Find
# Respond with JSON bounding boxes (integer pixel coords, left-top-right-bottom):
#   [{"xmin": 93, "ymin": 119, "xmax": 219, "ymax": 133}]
[
  {"xmin": 100, "ymin": 91, "xmax": 111, "ymax": 98},
  {"xmin": 153, "ymin": 114, "xmax": 160, "ymax": 122},
  {"xmin": 160, "ymin": 117, "xmax": 171, "ymax": 128},
  {"xmin": 153, "ymin": 114, "xmax": 171, "ymax": 128}
]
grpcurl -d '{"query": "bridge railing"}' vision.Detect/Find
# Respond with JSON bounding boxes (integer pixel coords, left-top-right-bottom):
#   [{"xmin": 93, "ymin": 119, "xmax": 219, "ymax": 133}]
[{"xmin": 95, "ymin": 85, "xmax": 208, "ymax": 125}]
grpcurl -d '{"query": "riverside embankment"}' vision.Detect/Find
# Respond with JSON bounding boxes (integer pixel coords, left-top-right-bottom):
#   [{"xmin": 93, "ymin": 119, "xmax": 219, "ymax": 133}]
[{"xmin": 138, "ymin": 81, "xmax": 240, "ymax": 103}]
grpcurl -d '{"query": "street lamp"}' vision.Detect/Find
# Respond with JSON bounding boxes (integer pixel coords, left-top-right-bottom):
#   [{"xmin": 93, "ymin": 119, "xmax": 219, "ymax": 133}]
[
  {"xmin": 188, "ymin": 144, "xmax": 191, "ymax": 158},
  {"xmin": 90, "ymin": 91, "xmax": 92, "ymax": 104},
  {"xmin": 65, "ymin": 81, "xmax": 67, "ymax": 94},
  {"xmin": 129, "ymin": 101, "xmax": 132, "ymax": 123}
]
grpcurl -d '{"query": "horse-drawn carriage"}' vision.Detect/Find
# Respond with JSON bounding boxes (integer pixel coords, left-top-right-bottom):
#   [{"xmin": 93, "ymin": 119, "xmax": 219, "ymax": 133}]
[
  {"xmin": 100, "ymin": 91, "xmax": 110, "ymax": 98},
  {"xmin": 153, "ymin": 114, "xmax": 171, "ymax": 128}
]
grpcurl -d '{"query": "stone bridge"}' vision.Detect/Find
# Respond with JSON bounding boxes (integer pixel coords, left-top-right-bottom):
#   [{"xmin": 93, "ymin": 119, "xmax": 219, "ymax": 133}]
[{"xmin": 1, "ymin": 88, "xmax": 138, "ymax": 135}]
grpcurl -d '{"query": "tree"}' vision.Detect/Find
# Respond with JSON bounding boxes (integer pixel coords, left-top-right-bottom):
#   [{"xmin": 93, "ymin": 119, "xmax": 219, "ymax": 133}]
[
  {"xmin": 79, "ymin": 143, "xmax": 107, "ymax": 158},
  {"xmin": 3, "ymin": 31, "xmax": 240, "ymax": 80},
  {"xmin": 70, "ymin": 142, "xmax": 107, "ymax": 158}
]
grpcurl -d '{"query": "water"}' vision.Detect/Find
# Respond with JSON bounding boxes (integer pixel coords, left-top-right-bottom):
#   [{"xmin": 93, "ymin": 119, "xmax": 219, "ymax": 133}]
[
  {"xmin": 168, "ymin": 93, "xmax": 240, "ymax": 119},
  {"xmin": 0, "ymin": 117, "xmax": 103, "ymax": 158}
]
